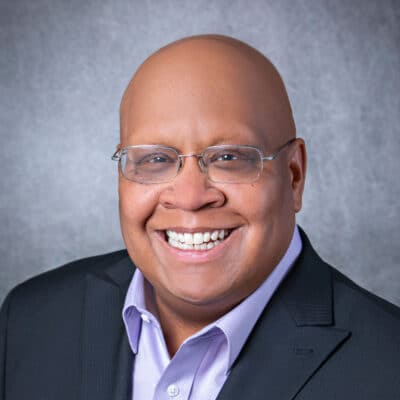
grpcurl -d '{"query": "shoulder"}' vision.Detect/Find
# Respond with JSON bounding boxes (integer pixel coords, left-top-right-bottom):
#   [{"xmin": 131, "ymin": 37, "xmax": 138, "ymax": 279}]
[
  {"xmin": 0, "ymin": 250, "xmax": 133, "ymax": 398},
  {"xmin": 1, "ymin": 250, "xmax": 130, "ymax": 316},
  {"xmin": 282, "ymin": 234, "xmax": 400, "ymax": 395},
  {"xmin": 297, "ymin": 228, "xmax": 400, "ymax": 328},
  {"xmin": 330, "ymin": 265, "xmax": 400, "ymax": 335},
  {"xmin": 293, "ymin": 228, "xmax": 400, "ymax": 357},
  {"xmin": 332, "ymin": 266, "xmax": 400, "ymax": 318}
]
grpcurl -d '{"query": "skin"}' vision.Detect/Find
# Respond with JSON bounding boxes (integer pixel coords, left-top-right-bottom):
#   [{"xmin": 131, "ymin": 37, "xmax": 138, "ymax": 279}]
[{"xmin": 118, "ymin": 35, "xmax": 306, "ymax": 356}]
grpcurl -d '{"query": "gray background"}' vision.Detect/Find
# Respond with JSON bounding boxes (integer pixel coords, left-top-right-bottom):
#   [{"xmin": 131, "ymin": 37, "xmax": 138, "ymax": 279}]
[{"xmin": 1, "ymin": 0, "xmax": 399, "ymax": 306}]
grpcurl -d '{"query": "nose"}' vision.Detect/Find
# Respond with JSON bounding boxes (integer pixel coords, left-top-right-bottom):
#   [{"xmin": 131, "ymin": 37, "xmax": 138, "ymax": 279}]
[{"xmin": 159, "ymin": 157, "xmax": 226, "ymax": 211}]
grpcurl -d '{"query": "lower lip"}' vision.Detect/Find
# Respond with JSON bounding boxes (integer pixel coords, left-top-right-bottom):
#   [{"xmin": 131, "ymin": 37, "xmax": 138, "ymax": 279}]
[{"xmin": 156, "ymin": 229, "xmax": 239, "ymax": 263}]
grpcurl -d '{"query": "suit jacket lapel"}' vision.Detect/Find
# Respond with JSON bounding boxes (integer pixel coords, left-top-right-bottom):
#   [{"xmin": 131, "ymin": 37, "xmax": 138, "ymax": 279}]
[
  {"xmin": 80, "ymin": 256, "xmax": 135, "ymax": 400},
  {"xmin": 217, "ymin": 232, "xmax": 350, "ymax": 400}
]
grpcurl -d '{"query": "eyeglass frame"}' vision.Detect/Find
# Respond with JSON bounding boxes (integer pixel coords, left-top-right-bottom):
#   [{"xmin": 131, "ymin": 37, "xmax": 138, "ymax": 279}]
[{"xmin": 111, "ymin": 138, "xmax": 297, "ymax": 184}]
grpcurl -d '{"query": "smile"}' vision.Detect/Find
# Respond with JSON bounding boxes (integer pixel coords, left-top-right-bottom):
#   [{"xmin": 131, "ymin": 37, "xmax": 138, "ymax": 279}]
[{"xmin": 166, "ymin": 229, "xmax": 232, "ymax": 250}]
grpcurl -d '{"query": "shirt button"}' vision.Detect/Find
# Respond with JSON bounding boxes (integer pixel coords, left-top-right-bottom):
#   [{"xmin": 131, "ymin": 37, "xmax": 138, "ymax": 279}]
[
  {"xmin": 141, "ymin": 313, "xmax": 150, "ymax": 323},
  {"xmin": 167, "ymin": 383, "xmax": 180, "ymax": 397}
]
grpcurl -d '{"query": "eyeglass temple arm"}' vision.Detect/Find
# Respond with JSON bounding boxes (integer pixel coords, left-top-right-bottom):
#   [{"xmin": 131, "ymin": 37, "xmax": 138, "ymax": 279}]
[
  {"xmin": 112, "ymin": 149, "xmax": 121, "ymax": 161},
  {"xmin": 261, "ymin": 138, "xmax": 296, "ymax": 161}
]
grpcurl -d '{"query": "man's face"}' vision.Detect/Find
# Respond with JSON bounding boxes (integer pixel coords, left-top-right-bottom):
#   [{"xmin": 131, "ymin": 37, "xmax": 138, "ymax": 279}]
[{"xmin": 118, "ymin": 40, "xmax": 305, "ymax": 319}]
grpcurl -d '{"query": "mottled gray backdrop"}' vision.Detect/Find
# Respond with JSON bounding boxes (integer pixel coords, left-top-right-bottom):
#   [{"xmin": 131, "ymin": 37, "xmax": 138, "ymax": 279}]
[{"xmin": 1, "ymin": 0, "xmax": 399, "ymax": 306}]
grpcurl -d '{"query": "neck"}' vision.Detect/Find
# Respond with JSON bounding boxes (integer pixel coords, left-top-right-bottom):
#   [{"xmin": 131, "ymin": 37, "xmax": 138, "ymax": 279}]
[{"xmin": 154, "ymin": 292, "xmax": 240, "ymax": 357}]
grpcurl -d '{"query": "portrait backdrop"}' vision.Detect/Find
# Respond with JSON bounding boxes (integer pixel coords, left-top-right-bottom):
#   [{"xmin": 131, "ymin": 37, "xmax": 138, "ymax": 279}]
[{"xmin": 1, "ymin": 0, "xmax": 399, "ymax": 306}]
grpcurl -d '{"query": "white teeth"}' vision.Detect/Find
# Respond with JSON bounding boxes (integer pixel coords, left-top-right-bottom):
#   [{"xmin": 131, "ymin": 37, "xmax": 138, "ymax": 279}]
[
  {"xmin": 183, "ymin": 233, "xmax": 193, "ymax": 245},
  {"xmin": 166, "ymin": 229, "xmax": 231, "ymax": 250},
  {"xmin": 168, "ymin": 239, "xmax": 222, "ymax": 251},
  {"xmin": 166, "ymin": 230, "xmax": 178, "ymax": 240},
  {"xmin": 168, "ymin": 239, "xmax": 179, "ymax": 248},
  {"xmin": 193, "ymin": 232, "xmax": 203, "ymax": 245},
  {"xmin": 210, "ymin": 230, "xmax": 219, "ymax": 241},
  {"xmin": 206, "ymin": 242, "xmax": 214, "ymax": 250}
]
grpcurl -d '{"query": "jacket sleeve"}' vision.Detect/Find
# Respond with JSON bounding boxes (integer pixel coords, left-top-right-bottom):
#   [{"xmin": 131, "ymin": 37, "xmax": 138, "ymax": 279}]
[{"xmin": 0, "ymin": 292, "xmax": 12, "ymax": 400}]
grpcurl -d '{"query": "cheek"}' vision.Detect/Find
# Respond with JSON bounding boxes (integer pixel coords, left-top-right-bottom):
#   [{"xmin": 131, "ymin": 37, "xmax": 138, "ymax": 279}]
[
  {"xmin": 254, "ymin": 166, "xmax": 294, "ymax": 217},
  {"xmin": 119, "ymin": 181, "xmax": 159, "ymax": 241},
  {"xmin": 118, "ymin": 182, "xmax": 164, "ymax": 274},
  {"xmin": 232, "ymin": 178, "xmax": 289, "ymax": 223},
  {"xmin": 225, "ymin": 181, "xmax": 294, "ymax": 293},
  {"xmin": 232, "ymin": 176, "xmax": 294, "ymax": 257}
]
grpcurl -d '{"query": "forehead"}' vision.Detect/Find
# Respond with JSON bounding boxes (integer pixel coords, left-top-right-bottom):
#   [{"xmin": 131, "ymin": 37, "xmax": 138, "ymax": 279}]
[{"xmin": 120, "ymin": 39, "xmax": 293, "ymax": 150}]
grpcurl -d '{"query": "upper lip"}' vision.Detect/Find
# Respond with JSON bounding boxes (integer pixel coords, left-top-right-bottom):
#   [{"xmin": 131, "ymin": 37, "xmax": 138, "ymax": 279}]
[{"xmin": 160, "ymin": 227, "xmax": 237, "ymax": 233}]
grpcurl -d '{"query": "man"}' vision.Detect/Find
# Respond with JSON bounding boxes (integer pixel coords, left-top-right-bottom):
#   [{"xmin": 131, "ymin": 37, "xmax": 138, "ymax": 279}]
[{"xmin": 1, "ymin": 35, "xmax": 399, "ymax": 399}]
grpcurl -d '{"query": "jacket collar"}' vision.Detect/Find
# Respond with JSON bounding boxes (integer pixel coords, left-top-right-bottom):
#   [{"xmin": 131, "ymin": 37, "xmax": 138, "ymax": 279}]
[{"xmin": 216, "ymin": 229, "xmax": 350, "ymax": 400}]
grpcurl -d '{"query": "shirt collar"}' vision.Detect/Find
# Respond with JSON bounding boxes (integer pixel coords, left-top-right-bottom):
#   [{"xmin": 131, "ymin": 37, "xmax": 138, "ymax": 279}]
[
  {"xmin": 122, "ymin": 270, "xmax": 161, "ymax": 354},
  {"xmin": 122, "ymin": 225, "xmax": 302, "ymax": 369}
]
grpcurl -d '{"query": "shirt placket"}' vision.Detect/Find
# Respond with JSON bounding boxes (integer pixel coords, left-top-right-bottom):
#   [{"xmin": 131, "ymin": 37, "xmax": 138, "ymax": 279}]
[{"xmin": 153, "ymin": 335, "xmax": 215, "ymax": 400}]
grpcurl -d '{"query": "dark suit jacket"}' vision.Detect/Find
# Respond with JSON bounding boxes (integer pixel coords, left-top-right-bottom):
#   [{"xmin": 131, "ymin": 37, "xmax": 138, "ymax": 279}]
[{"xmin": 1, "ymin": 231, "xmax": 400, "ymax": 399}]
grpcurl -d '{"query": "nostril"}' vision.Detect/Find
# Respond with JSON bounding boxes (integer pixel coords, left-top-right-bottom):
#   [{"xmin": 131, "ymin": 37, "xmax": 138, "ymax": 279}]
[{"xmin": 158, "ymin": 165, "xmax": 226, "ymax": 211}]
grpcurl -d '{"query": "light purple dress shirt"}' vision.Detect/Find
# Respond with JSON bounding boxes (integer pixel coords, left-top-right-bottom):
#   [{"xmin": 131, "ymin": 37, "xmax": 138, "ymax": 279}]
[{"xmin": 122, "ymin": 225, "xmax": 302, "ymax": 400}]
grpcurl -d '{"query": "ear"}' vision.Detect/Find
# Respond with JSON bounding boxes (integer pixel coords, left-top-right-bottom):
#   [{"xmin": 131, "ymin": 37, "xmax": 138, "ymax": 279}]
[{"xmin": 287, "ymin": 138, "xmax": 307, "ymax": 212}]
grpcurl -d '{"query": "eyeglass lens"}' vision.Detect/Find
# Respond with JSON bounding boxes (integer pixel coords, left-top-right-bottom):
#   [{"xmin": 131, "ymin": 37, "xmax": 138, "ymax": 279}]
[{"xmin": 120, "ymin": 146, "xmax": 263, "ymax": 184}]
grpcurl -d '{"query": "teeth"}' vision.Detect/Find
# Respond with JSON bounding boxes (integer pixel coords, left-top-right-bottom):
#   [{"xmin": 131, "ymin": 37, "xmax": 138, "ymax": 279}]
[
  {"xmin": 166, "ymin": 229, "xmax": 231, "ymax": 250},
  {"xmin": 206, "ymin": 242, "xmax": 214, "ymax": 250},
  {"xmin": 193, "ymin": 233, "xmax": 203, "ymax": 245},
  {"xmin": 166, "ymin": 230, "xmax": 178, "ymax": 240},
  {"xmin": 168, "ymin": 239, "xmax": 223, "ymax": 251},
  {"xmin": 183, "ymin": 233, "xmax": 193, "ymax": 245},
  {"xmin": 210, "ymin": 230, "xmax": 219, "ymax": 241}
]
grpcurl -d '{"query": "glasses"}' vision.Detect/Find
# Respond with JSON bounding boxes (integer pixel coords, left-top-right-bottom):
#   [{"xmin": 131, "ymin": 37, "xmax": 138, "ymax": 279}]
[{"xmin": 112, "ymin": 138, "xmax": 296, "ymax": 184}]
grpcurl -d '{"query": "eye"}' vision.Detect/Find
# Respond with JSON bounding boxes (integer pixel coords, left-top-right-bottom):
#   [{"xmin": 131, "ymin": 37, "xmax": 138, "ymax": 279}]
[
  {"xmin": 205, "ymin": 147, "xmax": 260, "ymax": 173},
  {"xmin": 215, "ymin": 153, "xmax": 238, "ymax": 161},
  {"xmin": 209, "ymin": 148, "xmax": 253, "ymax": 163},
  {"xmin": 210, "ymin": 150, "xmax": 242, "ymax": 163},
  {"xmin": 137, "ymin": 152, "xmax": 175, "ymax": 165}
]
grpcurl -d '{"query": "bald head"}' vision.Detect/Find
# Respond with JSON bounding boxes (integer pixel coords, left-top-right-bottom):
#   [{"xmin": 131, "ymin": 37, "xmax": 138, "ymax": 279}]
[{"xmin": 120, "ymin": 34, "xmax": 295, "ymax": 148}]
